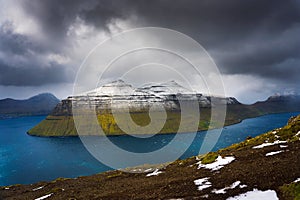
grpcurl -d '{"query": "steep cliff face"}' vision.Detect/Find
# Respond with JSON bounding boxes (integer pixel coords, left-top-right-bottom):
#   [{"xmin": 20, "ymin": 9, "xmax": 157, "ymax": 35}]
[
  {"xmin": 51, "ymin": 100, "xmax": 73, "ymax": 116},
  {"xmin": 27, "ymin": 81, "xmax": 300, "ymax": 136},
  {"xmin": 52, "ymin": 80, "xmax": 239, "ymax": 116}
]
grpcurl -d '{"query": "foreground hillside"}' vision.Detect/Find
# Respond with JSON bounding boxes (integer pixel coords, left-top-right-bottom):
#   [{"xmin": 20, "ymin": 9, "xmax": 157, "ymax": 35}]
[
  {"xmin": 3, "ymin": 115, "xmax": 300, "ymax": 199},
  {"xmin": 0, "ymin": 93, "xmax": 59, "ymax": 118}
]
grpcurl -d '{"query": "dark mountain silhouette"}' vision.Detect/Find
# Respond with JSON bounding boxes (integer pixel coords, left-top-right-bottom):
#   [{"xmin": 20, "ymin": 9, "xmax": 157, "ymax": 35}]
[{"xmin": 0, "ymin": 93, "xmax": 60, "ymax": 117}]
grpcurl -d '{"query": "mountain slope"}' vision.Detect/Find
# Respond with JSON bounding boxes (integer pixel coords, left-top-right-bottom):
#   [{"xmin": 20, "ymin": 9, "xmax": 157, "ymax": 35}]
[
  {"xmin": 27, "ymin": 80, "xmax": 239, "ymax": 136},
  {"xmin": 0, "ymin": 93, "xmax": 60, "ymax": 117},
  {"xmin": 3, "ymin": 115, "xmax": 300, "ymax": 199},
  {"xmin": 27, "ymin": 80, "xmax": 300, "ymax": 136}
]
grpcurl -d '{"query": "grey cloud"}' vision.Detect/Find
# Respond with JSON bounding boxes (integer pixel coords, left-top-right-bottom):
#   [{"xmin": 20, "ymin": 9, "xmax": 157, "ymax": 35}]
[
  {"xmin": 1, "ymin": 0, "xmax": 300, "ymax": 91},
  {"xmin": 0, "ymin": 59, "xmax": 71, "ymax": 86},
  {"xmin": 20, "ymin": 0, "xmax": 300, "ymax": 83},
  {"xmin": 0, "ymin": 21, "xmax": 65, "ymax": 55},
  {"xmin": 0, "ymin": 22, "xmax": 34, "ymax": 55},
  {"xmin": 125, "ymin": 0, "xmax": 300, "ymax": 86},
  {"xmin": 20, "ymin": 0, "xmax": 128, "ymax": 39},
  {"xmin": 0, "ymin": 21, "xmax": 73, "ymax": 86}
]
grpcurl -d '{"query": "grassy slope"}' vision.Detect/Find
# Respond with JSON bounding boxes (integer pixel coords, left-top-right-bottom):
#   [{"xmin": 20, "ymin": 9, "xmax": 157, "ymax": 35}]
[
  {"xmin": 3, "ymin": 115, "xmax": 300, "ymax": 199},
  {"xmin": 28, "ymin": 109, "xmax": 210, "ymax": 136},
  {"xmin": 28, "ymin": 100, "xmax": 300, "ymax": 136},
  {"xmin": 28, "ymin": 101, "xmax": 290, "ymax": 136}
]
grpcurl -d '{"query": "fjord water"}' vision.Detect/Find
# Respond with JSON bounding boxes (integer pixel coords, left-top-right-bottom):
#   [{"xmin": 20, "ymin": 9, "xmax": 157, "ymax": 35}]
[{"xmin": 1, "ymin": 112, "xmax": 299, "ymax": 186}]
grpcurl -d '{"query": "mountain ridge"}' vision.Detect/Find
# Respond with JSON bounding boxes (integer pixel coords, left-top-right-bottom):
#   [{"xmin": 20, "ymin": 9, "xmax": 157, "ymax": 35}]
[{"xmin": 0, "ymin": 93, "xmax": 60, "ymax": 118}]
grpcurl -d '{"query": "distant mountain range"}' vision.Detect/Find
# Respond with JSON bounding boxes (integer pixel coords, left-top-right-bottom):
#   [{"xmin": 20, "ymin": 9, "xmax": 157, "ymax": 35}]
[
  {"xmin": 27, "ymin": 80, "xmax": 300, "ymax": 136},
  {"xmin": 0, "ymin": 93, "xmax": 60, "ymax": 118}
]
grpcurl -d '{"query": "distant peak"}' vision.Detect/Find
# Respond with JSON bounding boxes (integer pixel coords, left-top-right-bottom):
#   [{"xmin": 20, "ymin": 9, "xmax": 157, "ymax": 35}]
[
  {"xmin": 103, "ymin": 79, "xmax": 131, "ymax": 87},
  {"xmin": 28, "ymin": 93, "xmax": 59, "ymax": 101}
]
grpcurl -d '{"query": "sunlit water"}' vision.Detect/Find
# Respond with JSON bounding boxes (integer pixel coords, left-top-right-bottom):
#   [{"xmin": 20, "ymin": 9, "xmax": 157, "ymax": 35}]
[{"xmin": 0, "ymin": 112, "xmax": 299, "ymax": 186}]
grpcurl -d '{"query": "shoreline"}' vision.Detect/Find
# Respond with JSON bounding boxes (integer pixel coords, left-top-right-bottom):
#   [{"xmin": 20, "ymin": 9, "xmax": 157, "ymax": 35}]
[
  {"xmin": 2, "ymin": 114, "xmax": 300, "ymax": 199},
  {"xmin": 0, "ymin": 111, "xmax": 298, "ymax": 187}
]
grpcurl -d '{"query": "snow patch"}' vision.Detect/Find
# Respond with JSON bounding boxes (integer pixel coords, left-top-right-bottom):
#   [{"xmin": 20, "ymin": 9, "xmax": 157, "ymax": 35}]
[
  {"xmin": 294, "ymin": 178, "xmax": 300, "ymax": 183},
  {"xmin": 32, "ymin": 186, "xmax": 44, "ymax": 191},
  {"xmin": 280, "ymin": 145, "xmax": 288, "ymax": 148},
  {"xmin": 141, "ymin": 80, "xmax": 193, "ymax": 96},
  {"xmin": 146, "ymin": 169, "xmax": 163, "ymax": 177},
  {"xmin": 4, "ymin": 187, "xmax": 9, "ymax": 190},
  {"xmin": 198, "ymin": 156, "xmax": 235, "ymax": 171},
  {"xmin": 212, "ymin": 187, "xmax": 227, "ymax": 194},
  {"xmin": 252, "ymin": 140, "xmax": 287, "ymax": 149},
  {"xmin": 34, "ymin": 193, "xmax": 53, "ymax": 200},
  {"xmin": 194, "ymin": 177, "xmax": 212, "ymax": 191},
  {"xmin": 227, "ymin": 189, "xmax": 278, "ymax": 200},
  {"xmin": 84, "ymin": 80, "xmax": 136, "ymax": 96},
  {"xmin": 144, "ymin": 168, "xmax": 153, "ymax": 173},
  {"xmin": 168, "ymin": 199, "xmax": 184, "ymax": 200},
  {"xmin": 265, "ymin": 150, "xmax": 284, "ymax": 156},
  {"xmin": 212, "ymin": 181, "xmax": 246, "ymax": 194}
]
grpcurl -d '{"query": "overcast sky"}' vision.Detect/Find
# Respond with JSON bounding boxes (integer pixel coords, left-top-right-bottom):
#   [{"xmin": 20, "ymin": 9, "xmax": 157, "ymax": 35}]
[{"xmin": 0, "ymin": 0, "xmax": 299, "ymax": 103}]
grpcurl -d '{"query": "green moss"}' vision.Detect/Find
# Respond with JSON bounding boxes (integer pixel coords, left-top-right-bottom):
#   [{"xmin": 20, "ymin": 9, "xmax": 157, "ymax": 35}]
[
  {"xmin": 28, "ymin": 116, "xmax": 77, "ymax": 136},
  {"xmin": 51, "ymin": 177, "xmax": 70, "ymax": 183},
  {"xmin": 28, "ymin": 109, "xmax": 210, "ymax": 136},
  {"xmin": 200, "ymin": 152, "xmax": 218, "ymax": 164},
  {"xmin": 280, "ymin": 182, "xmax": 300, "ymax": 200},
  {"xmin": 107, "ymin": 171, "xmax": 123, "ymax": 179}
]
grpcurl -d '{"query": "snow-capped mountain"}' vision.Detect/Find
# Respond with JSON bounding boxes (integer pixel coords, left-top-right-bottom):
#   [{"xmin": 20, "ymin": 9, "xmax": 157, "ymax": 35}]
[
  {"xmin": 81, "ymin": 80, "xmax": 193, "ymax": 97},
  {"xmin": 84, "ymin": 80, "xmax": 135, "ymax": 96},
  {"xmin": 139, "ymin": 80, "xmax": 193, "ymax": 96},
  {"xmin": 68, "ymin": 80, "xmax": 239, "ymax": 110}
]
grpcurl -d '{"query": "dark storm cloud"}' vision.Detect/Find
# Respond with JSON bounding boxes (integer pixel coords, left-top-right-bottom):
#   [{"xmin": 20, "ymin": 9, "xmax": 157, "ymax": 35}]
[
  {"xmin": 0, "ymin": 60, "xmax": 70, "ymax": 86},
  {"xmin": 116, "ymin": 0, "xmax": 300, "ymax": 84},
  {"xmin": 21, "ymin": 0, "xmax": 300, "ymax": 83},
  {"xmin": 19, "ymin": 0, "xmax": 129, "ymax": 40},
  {"xmin": 0, "ymin": 22, "xmax": 30, "ymax": 55},
  {"xmin": 0, "ymin": 21, "xmax": 72, "ymax": 86},
  {"xmin": 1, "ymin": 0, "xmax": 300, "ymax": 88},
  {"xmin": 0, "ymin": 22, "xmax": 49, "ymax": 55}
]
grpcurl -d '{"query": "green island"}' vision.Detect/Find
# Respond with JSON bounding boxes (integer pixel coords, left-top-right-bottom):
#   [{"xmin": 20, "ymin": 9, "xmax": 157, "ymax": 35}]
[{"xmin": 28, "ymin": 95, "xmax": 300, "ymax": 136}]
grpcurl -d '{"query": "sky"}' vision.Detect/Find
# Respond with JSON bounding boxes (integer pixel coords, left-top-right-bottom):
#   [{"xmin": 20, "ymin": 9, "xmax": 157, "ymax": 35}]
[{"xmin": 0, "ymin": 0, "xmax": 299, "ymax": 103}]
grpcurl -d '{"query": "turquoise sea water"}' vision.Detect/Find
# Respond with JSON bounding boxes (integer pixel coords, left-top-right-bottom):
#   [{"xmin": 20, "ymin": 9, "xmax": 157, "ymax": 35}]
[{"xmin": 0, "ymin": 112, "xmax": 299, "ymax": 186}]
